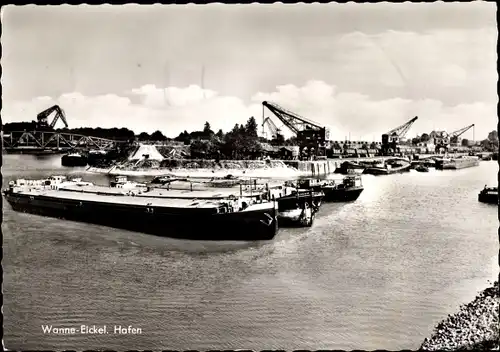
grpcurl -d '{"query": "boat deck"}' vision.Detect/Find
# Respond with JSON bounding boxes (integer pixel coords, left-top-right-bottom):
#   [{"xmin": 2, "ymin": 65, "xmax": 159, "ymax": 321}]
[
  {"xmin": 58, "ymin": 184, "xmax": 270, "ymax": 200},
  {"xmin": 9, "ymin": 183, "xmax": 280, "ymax": 210}
]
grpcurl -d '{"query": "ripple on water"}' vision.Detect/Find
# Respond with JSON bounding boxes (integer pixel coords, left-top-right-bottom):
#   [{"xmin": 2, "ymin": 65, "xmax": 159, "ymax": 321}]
[{"xmin": 2, "ymin": 155, "xmax": 498, "ymax": 350}]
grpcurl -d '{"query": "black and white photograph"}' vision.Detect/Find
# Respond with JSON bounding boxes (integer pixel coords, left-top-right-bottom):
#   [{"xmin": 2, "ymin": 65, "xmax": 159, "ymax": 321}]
[{"xmin": 1, "ymin": 2, "xmax": 498, "ymax": 350}]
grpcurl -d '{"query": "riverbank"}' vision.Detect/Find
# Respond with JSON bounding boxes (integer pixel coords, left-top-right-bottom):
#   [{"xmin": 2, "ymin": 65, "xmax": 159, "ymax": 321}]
[{"xmin": 420, "ymin": 280, "xmax": 499, "ymax": 351}]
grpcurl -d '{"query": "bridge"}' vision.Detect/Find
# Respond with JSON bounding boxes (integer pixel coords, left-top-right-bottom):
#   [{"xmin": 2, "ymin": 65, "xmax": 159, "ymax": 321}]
[{"xmin": 2, "ymin": 130, "xmax": 128, "ymax": 153}]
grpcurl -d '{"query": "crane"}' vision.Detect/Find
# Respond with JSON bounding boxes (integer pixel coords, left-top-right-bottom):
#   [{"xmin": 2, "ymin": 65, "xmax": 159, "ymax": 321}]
[
  {"xmin": 381, "ymin": 116, "xmax": 418, "ymax": 156},
  {"xmin": 36, "ymin": 105, "xmax": 69, "ymax": 130},
  {"xmin": 263, "ymin": 117, "xmax": 285, "ymax": 146},
  {"xmin": 263, "ymin": 117, "xmax": 280, "ymax": 139},
  {"xmin": 262, "ymin": 101, "xmax": 330, "ymax": 156},
  {"xmin": 434, "ymin": 124, "xmax": 475, "ymax": 151},
  {"xmin": 448, "ymin": 124, "xmax": 475, "ymax": 145}
]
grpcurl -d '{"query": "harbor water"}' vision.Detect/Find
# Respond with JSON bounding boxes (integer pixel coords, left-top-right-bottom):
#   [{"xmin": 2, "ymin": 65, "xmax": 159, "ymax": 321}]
[{"xmin": 2, "ymin": 154, "xmax": 498, "ymax": 350}]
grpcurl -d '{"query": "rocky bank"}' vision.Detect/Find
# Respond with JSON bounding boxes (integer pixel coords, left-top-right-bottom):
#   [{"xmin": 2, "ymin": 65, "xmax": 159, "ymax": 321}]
[{"xmin": 420, "ymin": 280, "xmax": 499, "ymax": 351}]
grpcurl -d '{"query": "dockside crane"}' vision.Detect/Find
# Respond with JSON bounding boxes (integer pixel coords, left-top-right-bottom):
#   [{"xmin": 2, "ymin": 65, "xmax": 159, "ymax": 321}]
[
  {"xmin": 36, "ymin": 105, "xmax": 69, "ymax": 130},
  {"xmin": 381, "ymin": 116, "xmax": 418, "ymax": 156},
  {"xmin": 435, "ymin": 124, "xmax": 475, "ymax": 151},
  {"xmin": 262, "ymin": 101, "xmax": 330, "ymax": 156},
  {"xmin": 263, "ymin": 117, "xmax": 285, "ymax": 145}
]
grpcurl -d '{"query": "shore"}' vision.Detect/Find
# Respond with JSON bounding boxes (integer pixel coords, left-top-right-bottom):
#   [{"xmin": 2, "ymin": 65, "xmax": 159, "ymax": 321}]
[{"xmin": 420, "ymin": 280, "xmax": 499, "ymax": 351}]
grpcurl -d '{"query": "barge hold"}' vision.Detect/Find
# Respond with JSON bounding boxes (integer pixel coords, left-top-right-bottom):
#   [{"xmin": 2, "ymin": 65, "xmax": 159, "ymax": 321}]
[
  {"xmin": 478, "ymin": 186, "xmax": 498, "ymax": 205},
  {"xmin": 435, "ymin": 156, "xmax": 480, "ymax": 170},
  {"xmin": 297, "ymin": 175, "xmax": 364, "ymax": 202},
  {"xmin": 3, "ymin": 176, "xmax": 279, "ymax": 241}
]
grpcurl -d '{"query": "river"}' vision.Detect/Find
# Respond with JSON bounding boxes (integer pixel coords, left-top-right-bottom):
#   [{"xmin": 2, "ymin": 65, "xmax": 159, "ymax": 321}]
[{"xmin": 2, "ymin": 153, "xmax": 498, "ymax": 350}]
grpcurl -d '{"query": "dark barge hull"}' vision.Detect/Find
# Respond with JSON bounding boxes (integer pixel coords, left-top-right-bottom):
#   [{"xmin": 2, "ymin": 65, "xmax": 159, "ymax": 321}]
[
  {"xmin": 478, "ymin": 193, "xmax": 498, "ymax": 205},
  {"xmin": 363, "ymin": 165, "xmax": 411, "ymax": 175},
  {"xmin": 3, "ymin": 192, "xmax": 278, "ymax": 241},
  {"xmin": 61, "ymin": 155, "xmax": 88, "ymax": 167},
  {"xmin": 322, "ymin": 186, "xmax": 364, "ymax": 202}
]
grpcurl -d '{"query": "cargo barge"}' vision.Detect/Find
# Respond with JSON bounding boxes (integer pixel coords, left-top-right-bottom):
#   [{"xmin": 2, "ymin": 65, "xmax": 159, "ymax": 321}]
[
  {"xmin": 3, "ymin": 176, "xmax": 279, "ymax": 241},
  {"xmin": 297, "ymin": 175, "xmax": 364, "ymax": 202},
  {"xmin": 435, "ymin": 156, "xmax": 480, "ymax": 170},
  {"xmin": 363, "ymin": 158, "xmax": 411, "ymax": 175},
  {"xmin": 478, "ymin": 186, "xmax": 498, "ymax": 205}
]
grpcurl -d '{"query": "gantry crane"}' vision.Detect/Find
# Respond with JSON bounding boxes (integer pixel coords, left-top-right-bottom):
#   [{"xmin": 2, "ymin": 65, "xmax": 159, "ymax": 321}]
[
  {"xmin": 263, "ymin": 117, "xmax": 285, "ymax": 145},
  {"xmin": 381, "ymin": 116, "xmax": 418, "ymax": 155},
  {"xmin": 36, "ymin": 105, "xmax": 69, "ymax": 130},
  {"xmin": 435, "ymin": 124, "xmax": 475, "ymax": 151},
  {"xmin": 262, "ymin": 101, "xmax": 330, "ymax": 156}
]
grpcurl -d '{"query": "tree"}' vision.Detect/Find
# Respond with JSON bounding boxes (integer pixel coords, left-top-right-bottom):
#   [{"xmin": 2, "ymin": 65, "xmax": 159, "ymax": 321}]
[
  {"xmin": 215, "ymin": 129, "xmax": 224, "ymax": 140},
  {"xmin": 150, "ymin": 130, "xmax": 167, "ymax": 141},
  {"xmin": 245, "ymin": 116, "xmax": 259, "ymax": 137},
  {"xmin": 461, "ymin": 138, "xmax": 469, "ymax": 147},
  {"xmin": 137, "ymin": 132, "xmax": 150, "ymax": 141},
  {"xmin": 420, "ymin": 133, "xmax": 430, "ymax": 142},
  {"xmin": 203, "ymin": 121, "xmax": 213, "ymax": 134},
  {"xmin": 487, "ymin": 130, "xmax": 498, "ymax": 143},
  {"xmin": 174, "ymin": 130, "xmax": 191, "ymax": 144}
]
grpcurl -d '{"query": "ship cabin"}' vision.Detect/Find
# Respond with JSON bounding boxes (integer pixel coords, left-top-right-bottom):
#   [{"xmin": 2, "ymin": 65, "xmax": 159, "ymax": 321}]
[{"xmin": 110, "ymin": 175, "xmax": 147, "ymax": 189}]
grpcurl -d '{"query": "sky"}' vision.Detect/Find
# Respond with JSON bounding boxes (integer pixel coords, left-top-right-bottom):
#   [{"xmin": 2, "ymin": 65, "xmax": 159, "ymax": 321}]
[{"xmin": 1, "ymin": 3, "xmax": 497, "ymax": 141}]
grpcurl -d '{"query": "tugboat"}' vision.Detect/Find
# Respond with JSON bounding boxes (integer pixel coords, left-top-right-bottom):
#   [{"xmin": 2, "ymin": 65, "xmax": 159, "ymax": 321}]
[
  {"xmin": 297, "ymin": 175, "xmax": 364, "ymax": 202},
  {"xmin": 478, "ymin": 186, "xmax": 498, "ymax": 205},
  {"xmin": 61, "ymin": 152, "xmax": 88, "ymax": 167},
  {"xmin": 270, "ymin": 183, "xmax": 324, "ymax": 227}
]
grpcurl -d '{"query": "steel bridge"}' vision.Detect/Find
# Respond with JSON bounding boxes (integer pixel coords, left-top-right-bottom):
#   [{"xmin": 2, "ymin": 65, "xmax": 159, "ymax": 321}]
[{"xmin": 2, "ymin": 130, "xmax": 128, "ymax": 153}]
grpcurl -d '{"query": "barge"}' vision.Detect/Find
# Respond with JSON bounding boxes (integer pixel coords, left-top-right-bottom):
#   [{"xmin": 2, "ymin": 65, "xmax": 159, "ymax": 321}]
[
  {"xmin": 363, "ymin": 158, "xmax": 411, "ymax": 175},
  {"xmin": 478, "ymin": 186, "xmax": 498, "ymax": 205},
  {"xmin": 3, "ymin": 176, "xmax": 279, "ymax": 241},
  {"xmin": 297, "ymin": 175, "xmax": 364, "ymax": 202},
  {"xmin": 435, "ymin": 156, "xmax": 479, "ymax": 170},
  {"xmin": 61, "ymin": 153, "xmax": 88, "ymax": 167}
]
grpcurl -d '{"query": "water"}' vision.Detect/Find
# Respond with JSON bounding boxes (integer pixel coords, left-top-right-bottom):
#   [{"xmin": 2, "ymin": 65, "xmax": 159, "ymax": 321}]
[{"xmin": 2, "ymin": 154, "xmax": 498, "ymax": 350}]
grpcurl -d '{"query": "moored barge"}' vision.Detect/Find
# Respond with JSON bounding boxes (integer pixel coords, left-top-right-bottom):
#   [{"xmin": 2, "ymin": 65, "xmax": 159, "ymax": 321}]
[
  {"xmin": 297, "ymin": 175, "xmax": 364, "ymax": 202},
  {"xmin": 3, "ymin": 176, "xmax": 279, "ymax": 241},
  {"xmin": 363, "ymin": 158, "xmax": 411, "ymax": 175},
  {"xmin": 478, "ymin": 186, "xmax": 498, "ymax": 205},
  {"xmin": 435, "ymin": 156, "xmax": 480, "ymax": 170}
]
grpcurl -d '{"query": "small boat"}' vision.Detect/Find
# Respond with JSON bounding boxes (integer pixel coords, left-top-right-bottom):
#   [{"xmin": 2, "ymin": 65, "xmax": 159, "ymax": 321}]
[
  {"xmin": 478, "ymin": 186, "xmax": 498, "ymax": 205},
  {"xmin": 61, "ymin": 152, "xmax": 88, "ymax": 167},
  {"xmin": 363, "ymin": 158, "xmax": 411, "ymax": 175},
  {"xmin": 415, "ymin": 165, "xmax": 429, "ymax": 173},
  {"xmin": 334, "ymin": 161, "xmax": 365, "ymax": 175},
  {"xmin": 270, "ymin": 184, "xmax": 324, "ymax": 227},
  {"xmin": 297, "ymin": 175, "xmax": 364, "ymax": 202}
]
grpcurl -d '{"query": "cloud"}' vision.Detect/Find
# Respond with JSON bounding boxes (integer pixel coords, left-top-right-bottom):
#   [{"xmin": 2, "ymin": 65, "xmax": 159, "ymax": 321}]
[{"xmin": 3, "ymin": 80, "xmax": 496, "ymax": 143}]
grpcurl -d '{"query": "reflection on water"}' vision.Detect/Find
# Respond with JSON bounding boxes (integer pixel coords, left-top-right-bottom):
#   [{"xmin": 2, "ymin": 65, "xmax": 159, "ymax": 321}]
[{"xmin": 2, "ymin": 154, "xmax": 498, "ymax": 350}]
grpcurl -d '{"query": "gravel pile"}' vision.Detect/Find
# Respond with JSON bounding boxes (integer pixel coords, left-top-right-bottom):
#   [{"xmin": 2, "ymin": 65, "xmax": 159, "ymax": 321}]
[{"xmin": 420, "ymin": 280, "xmax": 499, "ymax": 351}]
